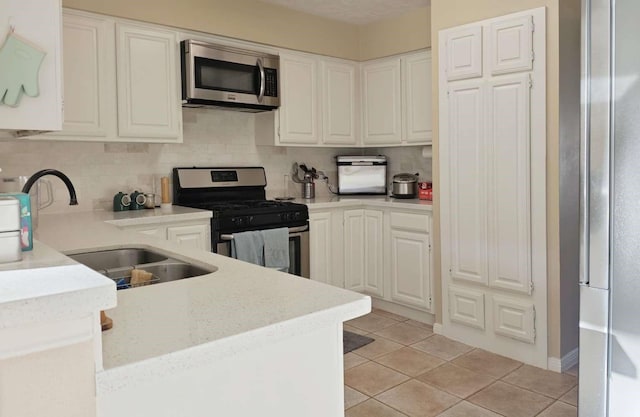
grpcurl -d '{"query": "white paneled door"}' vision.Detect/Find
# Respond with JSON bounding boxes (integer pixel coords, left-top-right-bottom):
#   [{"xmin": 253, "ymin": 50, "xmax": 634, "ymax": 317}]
[{"xmin": 439, "ymin": 8, "xmax": 547, "ymax": 368}]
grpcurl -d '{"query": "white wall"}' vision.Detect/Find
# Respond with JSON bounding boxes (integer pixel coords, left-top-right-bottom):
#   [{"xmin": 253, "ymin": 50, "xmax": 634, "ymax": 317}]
[{"xmin": 0, "ymin": 109, "xmax": 430, "ymax": 213}]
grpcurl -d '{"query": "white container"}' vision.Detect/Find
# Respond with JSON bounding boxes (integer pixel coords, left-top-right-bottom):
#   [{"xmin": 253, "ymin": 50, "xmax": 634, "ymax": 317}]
[
  {"xmin": 0, "ymin": 198, "xmax": 22, "ymax": 263},
  {"xmin": 0, "ymin": 197, "xmax": 20, "ymax": 232},
  {"xmin": 0, "ymin": 231, "xmax": 22, "ymax": 263}
]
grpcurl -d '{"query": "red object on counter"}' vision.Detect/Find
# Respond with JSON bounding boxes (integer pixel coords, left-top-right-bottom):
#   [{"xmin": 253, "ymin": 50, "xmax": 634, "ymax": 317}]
[{"xmin": 418, "ymin": 182, "xmax": 432, "ymax": 200}]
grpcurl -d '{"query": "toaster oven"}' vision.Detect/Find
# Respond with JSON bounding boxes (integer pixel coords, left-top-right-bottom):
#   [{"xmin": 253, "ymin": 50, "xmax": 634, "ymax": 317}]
[{"xmin": 336, "ymin": 155, "xmax": 387, "ymax": 195}]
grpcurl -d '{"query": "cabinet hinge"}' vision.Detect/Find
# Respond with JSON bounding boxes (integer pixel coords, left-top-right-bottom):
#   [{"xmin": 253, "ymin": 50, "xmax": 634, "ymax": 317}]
[
  {"xmin": 531, "ymin": 50, "xmax": 535, "ymax": 63},
  {"xmin": 532, "ymin": 305, "xmax": 537, "ymax": 340},
  {"xmin": 529, "ymin": 280, "xmax": 534, "ymax": 294},
  {"xmin": 277, "ymin": 126, "xmax": 281, "ymax": 137},
  {"xmin": 528, "ymin": 75, "xmax": 533, "ymax": 89},
  {"xmin": 531, "ymin": 16, "xmax": 535, "ymax": 32}
]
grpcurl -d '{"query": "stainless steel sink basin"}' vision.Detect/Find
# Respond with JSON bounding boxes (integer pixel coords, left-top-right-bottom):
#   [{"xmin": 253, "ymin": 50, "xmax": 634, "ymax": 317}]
[
  {"xmin": 68, "ymin": 248, "xmax": 217, "ymax": 290},
  {"xmin": 68, "ymin": 248, "xmax": 169, "ymax": 271}
]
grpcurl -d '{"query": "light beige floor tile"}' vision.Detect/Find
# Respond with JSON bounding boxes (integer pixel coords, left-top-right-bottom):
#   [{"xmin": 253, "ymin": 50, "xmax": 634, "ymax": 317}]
[
  {"xmin": 405, "ymin": 319, "xmax": 434, "ymax": 330},
  {"xmin": 559, "ymin": 386, "xmax": 578, "ymax": 406},
  {"xmin": 502, "ymin": 365, "xmax": 577, "ymax": 398},
  {"xmin": 376, "ymin": 379, "xmax": 459, "ymax": 417},
  {"xmin": 374, "ymin": 322, "xmax": 433, "ymax": 345},
  {"xmin": 344, "ymin": 361, "xmax": 410, "ymax": 396},
  {"xmin": 353, "ymin": 336, "xmax": 404, "ymax": 359},
  {"xmin": 565, "ymin": 364, "xmax": 579, "ymax": 377},
  {"xmin": 435, "ymin": 401, "xmax": 501, "ymax": 417},
  {"xmin": 346, "ymin": 399, "xmax": 409, "ymax": 417},
  {"xmin": 347, "ymin": 313, "xmax": 399, "ymax": 333},
  {"xmin": 345, "ymin": 324, "xmax": 371, "ymax": 336},
  {"xmin": 345, "ymin": 386, "xmax": 369, "ymax": 410},
  {"xmin": 537, "ymin": 401, "xmax": 577, "ymax": 417},
  {"xmin": 373, "ymin": 308, "xmax": 409, "ymax": 322},
  {"xmin": 375, "ymin": 347, "xmax": 445, "ymax": 377},
  {"xmin": 411, "ymin": 334, "xmax": 473, "ymax": 361},
  {"xmin": 418, "ymin": 363, "xmax": 495, "ymax": 398},
  {"xmin": 452, "ymin": 349, "xmax": 522, "ymax": 378},
  {"xmin": 468, "ymin": 381, "xmax": 554, "ymax": 417},
  {"xmin": 344, "ymin": 352, "xmax": 369, "ymax": 370}
]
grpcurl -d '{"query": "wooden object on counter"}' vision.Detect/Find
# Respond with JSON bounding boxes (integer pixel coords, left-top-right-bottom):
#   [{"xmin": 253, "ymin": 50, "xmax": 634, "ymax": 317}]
[
  {"xmin": 100, "ymin": 311, "xmax": 113, "ymax": 331},
  {"xmin": 161, "ymin": 177, "xmax": 170, "ymax": 204}
]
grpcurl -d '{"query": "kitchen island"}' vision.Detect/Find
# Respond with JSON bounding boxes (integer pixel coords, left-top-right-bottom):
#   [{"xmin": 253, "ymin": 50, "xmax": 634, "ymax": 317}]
[{"xmin": 1, "ymin": 207, "xmax": 370, "ymax": 417}]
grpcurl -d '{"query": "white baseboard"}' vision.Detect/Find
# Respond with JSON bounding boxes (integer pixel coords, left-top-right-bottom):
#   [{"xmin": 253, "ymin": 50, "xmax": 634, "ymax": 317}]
[
  {"xmin": 433, "ymin": 323, "xmax": 444, "ymax": 335},
  {"xmin": 548, "ymin": 347, "xmax": 579, "ymax": 373}
]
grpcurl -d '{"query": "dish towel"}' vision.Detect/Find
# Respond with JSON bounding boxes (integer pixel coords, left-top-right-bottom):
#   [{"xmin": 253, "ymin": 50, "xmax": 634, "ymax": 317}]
[
  {"xmin": 261, "ymin": 227, "xmax": 290, "ymax": 273},
  {"xmin": 231, "ymin": 230, "xmax": 264, "ymax": 266}
]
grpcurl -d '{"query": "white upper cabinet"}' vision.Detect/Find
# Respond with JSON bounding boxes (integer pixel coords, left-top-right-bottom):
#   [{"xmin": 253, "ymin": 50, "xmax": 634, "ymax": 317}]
[
  {"xmin": 0, "ymin": 0, "xmax": 63, "ymax": 136},
  {"xmin": 52, "ymin": 11, "xmax": 115, "ymax": 138},
  {"xmin": 30, "ymin": 10, "xmax": 183, "ymax": 143},
  {"xmin": 277, "ymin": 52, "xmax": 358, "ymax": 147},
  {"xmin": 488, "ymin": 16, "xmax": 534, "ymax": 75},
  {"xmin": 116, "ymin": 23, "xmax": 181, "ymax": 141},
  {"xmin": 278, "ymin": 52, "xmax": 319, "ymax": 145},
  {"xmin": 321, "ymin": 60, "xmax": 358, "ymax": 145},
  {"xmin": 362, "ymin": 50, "xmax": 433, "ymax": 147},
  {"xmin": 444, "ymin": 26, "xmax": 483, "ymax": 81},
  {"xmin": 361, "ymin": 58, "xmax": 402, "ymax": 145},
  {"xmin": 402, "ymin": 51, "xmax": 433, "ymax": 144}
]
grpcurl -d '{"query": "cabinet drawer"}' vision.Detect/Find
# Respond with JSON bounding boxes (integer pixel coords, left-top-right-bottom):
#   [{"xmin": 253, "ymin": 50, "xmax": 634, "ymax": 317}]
[{"xmin": 390, "ymin": 212, "xmax": 430, "ymax": 233}]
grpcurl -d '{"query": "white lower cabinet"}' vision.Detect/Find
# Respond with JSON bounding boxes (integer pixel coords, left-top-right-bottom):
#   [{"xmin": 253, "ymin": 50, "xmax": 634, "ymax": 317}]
[
  {"xmin": 123, "ymin": 219, "xmax": 211, "ymax": 251},
  {"xmin": 343, "ymin": 209, "xmax": 384, "ymax": 296},
  {"xmin": 309, "ymin": 205, "xmax": 432, "ymax": 313},
  {"xmin": 167, "ymin": 224, "xmax": 209, "ymax": 251},
  {"xmin": 390, "ymin": 229, "xmax": 431, "ymax": 310}
]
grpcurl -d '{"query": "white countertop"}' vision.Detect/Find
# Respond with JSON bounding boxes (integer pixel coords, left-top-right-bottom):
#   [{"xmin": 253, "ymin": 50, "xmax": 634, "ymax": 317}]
[
  {"xmin": 6, "ymin": 205, "xmax": 370, "ymax": 391},
  {"xmin": 291, "ymin": 195, "xmax": 433, "ymax": 211}
]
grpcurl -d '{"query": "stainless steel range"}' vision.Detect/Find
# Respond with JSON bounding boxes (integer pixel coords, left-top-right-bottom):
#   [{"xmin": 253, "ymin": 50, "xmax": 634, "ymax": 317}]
[{"xmin": 172, "ymin": 167, "xmax": 309, "ymax": 277}]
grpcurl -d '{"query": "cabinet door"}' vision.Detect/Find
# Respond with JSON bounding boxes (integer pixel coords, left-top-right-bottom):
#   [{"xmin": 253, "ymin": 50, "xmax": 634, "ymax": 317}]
[
  {"xmin": 167, "ymin": 224, "xmax": 209, "ymax": 251},
  {"xmin": 309, "ymin": 211, "xmax": 333, "ymax": 284},
  {"xmin": 278, "ymin": 53, "xmax": 319, "ymax": 145},
  {"xmin": 343, "ymin": 209, "xmax": 365, "ymax": 292},
  {"xmin": 402, "ymin": 51, "xmax": 433, "ymax": 144},
  {"xmin": 321, "ymin": 60, "xmax": 357, "ymax": 145},
  {"xmin": 390, "ymin": 229, "xmax": 431, "ymax": 311},
  {"xmin": 116, "ymin": 23, "xmax": 181, "ymax": 141},
  {"xmin": 54, "ymin": 12, "xmax": 115, "ymax": 138},
  {"xmin": 0, "ymin": 0, "xmax": 62, "ymax": 134},
  {"xmin": 363, "ymin": 209, "xmax": 384, "ymax": 297},
  {"xmin": 444, "ymin": 26, "xmax": 483, "ymax": 81},
  {"xmin": 361, "ymin": 59, "xmax": 402, "ymax": 145}
]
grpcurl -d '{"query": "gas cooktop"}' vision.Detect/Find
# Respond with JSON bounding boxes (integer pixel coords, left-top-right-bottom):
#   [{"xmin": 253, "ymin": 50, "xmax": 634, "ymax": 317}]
[{"xmin": 172, "ymin": 167, "xmax": 309, "ymax": 233}]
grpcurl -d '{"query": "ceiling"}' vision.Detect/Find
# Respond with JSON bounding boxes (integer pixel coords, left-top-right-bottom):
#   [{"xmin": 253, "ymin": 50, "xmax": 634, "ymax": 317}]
[{"xmin": 258, "ymin": 0, "xmax": 430, "ymax": 25}]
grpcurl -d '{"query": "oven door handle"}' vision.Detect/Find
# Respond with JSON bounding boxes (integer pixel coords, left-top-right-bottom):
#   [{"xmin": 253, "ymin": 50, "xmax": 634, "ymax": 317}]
[{"xmin": 220, "ymin": 225, "xmax": 309, "ymax": 241}]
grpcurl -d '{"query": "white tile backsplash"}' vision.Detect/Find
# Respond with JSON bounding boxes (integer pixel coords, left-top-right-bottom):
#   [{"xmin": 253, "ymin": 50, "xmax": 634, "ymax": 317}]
[{"xmin": 0, "ymin": 108, "xmax": 431, "ymax": 213}]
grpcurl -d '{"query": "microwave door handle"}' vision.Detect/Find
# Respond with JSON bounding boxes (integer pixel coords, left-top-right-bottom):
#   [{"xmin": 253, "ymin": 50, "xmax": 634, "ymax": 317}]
[{"xmin": 257, "ymin": 58, "xmax": 265, "ymax": 103}]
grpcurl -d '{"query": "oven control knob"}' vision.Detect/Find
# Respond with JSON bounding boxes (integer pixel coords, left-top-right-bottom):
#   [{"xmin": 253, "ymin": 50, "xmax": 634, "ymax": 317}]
[{"xmin": 248, "ymin": 216, "xmax": 254, "ymax": 225}]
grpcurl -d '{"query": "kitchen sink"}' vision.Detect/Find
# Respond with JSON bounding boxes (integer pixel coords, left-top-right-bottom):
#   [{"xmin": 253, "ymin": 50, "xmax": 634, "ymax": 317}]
[
  {"xmin": 107, "ymin": 263, "xmax": 216, "ymax": 289},
  {"xmin": 68, "ymin": 248, "xmax": 217, "ymax": 289},
  {"xmin": 68, "ymin": 248, "xmax": 169, "ymax": 272}
]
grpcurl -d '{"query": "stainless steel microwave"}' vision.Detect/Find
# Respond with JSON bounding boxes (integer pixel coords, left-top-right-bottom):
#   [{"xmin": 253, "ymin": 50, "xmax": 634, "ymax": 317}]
[{"xmin": 180, "ymin": 40, "xmax": 280, "ymax": 112}]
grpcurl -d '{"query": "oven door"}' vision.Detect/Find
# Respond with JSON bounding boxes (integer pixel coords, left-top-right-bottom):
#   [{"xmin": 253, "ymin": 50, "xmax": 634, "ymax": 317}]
[{"xmin": 216, "ymin": 225, "xmax": 310, "ymax": 278}]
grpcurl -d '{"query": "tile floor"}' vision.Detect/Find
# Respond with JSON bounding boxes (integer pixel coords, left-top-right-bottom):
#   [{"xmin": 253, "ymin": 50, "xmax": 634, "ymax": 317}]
[{"xmin": 344, "ymin": 309, "xmax": 578, "ymax": 417}]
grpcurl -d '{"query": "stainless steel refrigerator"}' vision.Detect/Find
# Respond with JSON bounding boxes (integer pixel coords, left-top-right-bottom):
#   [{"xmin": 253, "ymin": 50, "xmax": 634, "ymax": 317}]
[{"xmin": 580, "ymin": 0, "xmax": 640, "ymax": 415}]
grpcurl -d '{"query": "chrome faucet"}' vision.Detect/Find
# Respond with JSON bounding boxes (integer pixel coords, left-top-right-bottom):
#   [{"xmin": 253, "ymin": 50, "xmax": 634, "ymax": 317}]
[{"xmin": 22, "ymin": 169, "xmax": 78, "ymax": 205}]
